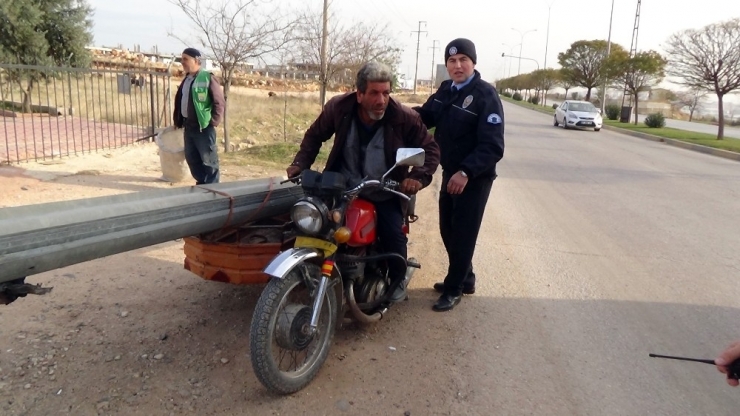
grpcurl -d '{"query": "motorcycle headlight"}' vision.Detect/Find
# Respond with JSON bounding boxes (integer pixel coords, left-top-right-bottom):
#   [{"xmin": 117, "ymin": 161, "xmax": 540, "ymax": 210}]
[{"xmin": 291, "ymin": 199, "xmax": 327, "ymax": 235}]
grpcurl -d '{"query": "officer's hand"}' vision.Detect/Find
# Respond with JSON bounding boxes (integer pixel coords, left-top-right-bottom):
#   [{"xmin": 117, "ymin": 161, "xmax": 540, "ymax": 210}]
[
  {"xmin": 716, "ymin": 340, "xmax": 740, "ymax": 387},
  {"xmin": 286, "ymin": 165, "xmax": 302, "ymax": 179},
  {"xmin": 400, "ymin": 178, "xmax": 422, "ymax": 195},
  {"xmin": 447, "ymin": 172, "xmax": 468, "ymax": 195}
]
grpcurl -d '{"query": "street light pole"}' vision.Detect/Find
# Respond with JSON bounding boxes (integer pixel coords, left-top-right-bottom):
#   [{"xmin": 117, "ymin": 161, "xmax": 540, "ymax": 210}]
[
  {"xmin": 501, "ymin": 54, "xmax": 540, "ymax": 71},
  {"xmin": 502, "ymin": 43, "xmax": 519, "ymax": 78},
  {"xmin": 601, "ymin": 0, "xmax": 615, "ymax": 114},
  {"xmin": 512, "ymin": 28, "xmax": 537, "ymax": 75},
  {"xmin": 542, "ymin": 1, "xmax": 555, "ymax": 106},
  {"xmin": 543, "ymin": 1, "xmax": 554, "ymax": 70}
]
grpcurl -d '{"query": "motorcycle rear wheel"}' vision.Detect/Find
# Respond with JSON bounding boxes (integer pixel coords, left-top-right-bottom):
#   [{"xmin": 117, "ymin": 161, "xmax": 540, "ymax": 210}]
[{"xmin": 249, "ymin": 263, "xmax": 338, "ymax": 394}]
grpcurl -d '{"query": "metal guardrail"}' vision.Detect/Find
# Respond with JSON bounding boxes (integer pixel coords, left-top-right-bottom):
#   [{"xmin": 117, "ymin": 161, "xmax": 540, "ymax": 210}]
[{"xmin": 0, "ymin": 177, "xmax": 303, "ymax": 284}]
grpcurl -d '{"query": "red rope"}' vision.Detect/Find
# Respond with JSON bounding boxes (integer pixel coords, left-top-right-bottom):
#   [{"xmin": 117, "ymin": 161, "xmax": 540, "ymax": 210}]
[{"xmin": 195, "ymin": 177, "xmax": 276, "ymax": 231}]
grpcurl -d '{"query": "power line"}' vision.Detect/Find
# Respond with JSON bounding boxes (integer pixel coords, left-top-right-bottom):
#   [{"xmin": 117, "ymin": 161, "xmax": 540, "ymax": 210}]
[{"xmin": 411, "ymin": 21, "xmax": 427, "ymax": 95}]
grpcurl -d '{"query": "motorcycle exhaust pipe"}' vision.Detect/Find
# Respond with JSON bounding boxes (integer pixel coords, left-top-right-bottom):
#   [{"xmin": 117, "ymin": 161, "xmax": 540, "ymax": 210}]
[{"xmin": 346, "ymin": 281, "xmax": 384, "ymax": 324}]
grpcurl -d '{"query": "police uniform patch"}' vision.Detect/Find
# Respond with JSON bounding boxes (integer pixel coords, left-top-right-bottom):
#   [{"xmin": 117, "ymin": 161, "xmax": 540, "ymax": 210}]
[
  {"xmin": 462, "ymin": 95, "xmax": 474, "ymax": 109},
  {"xmin": 449, "ymin": 46, "xmax": 457, "ymax": 56},
  {"xmin": 487, "ymin": 113, "xmax": 502, "ymax": 125}
]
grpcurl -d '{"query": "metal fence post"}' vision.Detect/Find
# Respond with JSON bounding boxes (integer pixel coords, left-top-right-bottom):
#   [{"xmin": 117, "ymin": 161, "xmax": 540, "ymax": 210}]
[{"xmin": 149, "ymin": 74, "xmax": 156, "ymax": 137}]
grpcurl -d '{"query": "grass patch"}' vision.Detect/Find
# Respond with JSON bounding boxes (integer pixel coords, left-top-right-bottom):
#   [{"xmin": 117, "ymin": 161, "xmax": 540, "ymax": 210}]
[
  {"xmin": 603, "ymin": 120, "xmax": 740, "ymax": 153},
  {"xmin": 224, "ymin": 94, "xmax": 321, "ymax": 146},
  {"xmin": 500, "ymin": 95, "xmax": 555, "ymax": 114},
  {"xmin": 220, "ymin": 141, "xmax": 331, "ymax": 169}
]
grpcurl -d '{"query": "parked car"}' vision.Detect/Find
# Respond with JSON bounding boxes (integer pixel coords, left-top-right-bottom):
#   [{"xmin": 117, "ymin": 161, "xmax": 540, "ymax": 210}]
[{"xmin": 554, "ymin": 100, "xmax": 602, "ymax": 131}]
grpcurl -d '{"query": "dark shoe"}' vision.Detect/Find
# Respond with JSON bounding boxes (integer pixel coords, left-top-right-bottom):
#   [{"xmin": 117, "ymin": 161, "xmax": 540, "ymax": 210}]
[
  {"xmin": 433, "ymin": 282, "xmax": 475, "ymax": 295},
  {"xmin": 432, "ymin": 294, "xmax": 462, "ymax": 312},
  {"xmin": 389, "ymin": 282, "xmax": 408, "ymax": 303}
]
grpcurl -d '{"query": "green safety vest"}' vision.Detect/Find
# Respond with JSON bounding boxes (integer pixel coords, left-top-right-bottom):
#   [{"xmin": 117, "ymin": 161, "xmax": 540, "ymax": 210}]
[{"xmin": 191, "ymin": 70, "xmax": 213, "ymax": 130}]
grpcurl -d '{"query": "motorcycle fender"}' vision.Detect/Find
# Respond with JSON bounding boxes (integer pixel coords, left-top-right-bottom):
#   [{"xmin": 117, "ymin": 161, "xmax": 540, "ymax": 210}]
[{"xmin": 263, "ymin": 248, "xmax": 322, "ymax": 279}]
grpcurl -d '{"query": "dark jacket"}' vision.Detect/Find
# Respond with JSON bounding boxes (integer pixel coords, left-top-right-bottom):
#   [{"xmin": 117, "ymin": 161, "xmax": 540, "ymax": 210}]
[
  {"xmin": 291, "ymin": 92, "xmax": 440, "ymax": 188},
  {"xmin": 173, "ymin": 71, "xmax": 226, "ymax": 130},
  {"xmin": 414, "ymin": 70, "xmax": 505, "ymax": 179}
]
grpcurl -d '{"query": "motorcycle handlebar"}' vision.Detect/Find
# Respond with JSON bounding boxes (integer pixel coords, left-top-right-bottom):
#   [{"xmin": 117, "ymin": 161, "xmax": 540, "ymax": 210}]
[{"xmin": 345, "ymin": 179, "xmax": 410, "ymax": 201}]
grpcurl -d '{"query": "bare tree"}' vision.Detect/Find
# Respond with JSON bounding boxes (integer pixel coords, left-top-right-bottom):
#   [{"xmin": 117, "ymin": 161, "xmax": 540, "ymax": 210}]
[
  {"xmin": 606, "ymin": 50, "xmax": 667, "ymax": 124},
  {"xmin": 291, "ymin": 7, "xmax": 402, "ymax": 92},
  {"xmin": 674, "ymin": 87, "xmax": 707, "ymax": 121},
  {"xmin": 293, "ymin": 7, "xmax": 349, "ymax": 88},
  {"xmin": 338, "ymin": 23, "xmax": 402, "ymax": 83},
  {"xmin": 169, "ymin": 0, "xmax": 298, "ymax": 151},
  {"xmin": 664, "ymin": 18, "xmax": 740, "ymax": 139}
]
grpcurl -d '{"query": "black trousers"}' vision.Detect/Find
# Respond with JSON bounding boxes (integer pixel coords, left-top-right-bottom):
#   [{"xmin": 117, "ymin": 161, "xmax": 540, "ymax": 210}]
[
  {"xmin": 184, "ymin": 124, "xmax": 220, "ymax": 185},
  {"xmin": 439, "ymin": 171, "xmax": 494, "ymax": 296},
  {"xmin": 373, "ymin": 197, "xmax": 408, "ymax": 283}
]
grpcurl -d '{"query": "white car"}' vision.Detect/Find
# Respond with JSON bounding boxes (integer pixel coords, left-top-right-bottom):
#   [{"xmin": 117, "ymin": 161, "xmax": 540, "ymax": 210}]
[{"xmin": 554, "ymin": 100, "xmax": 603, "ymax": 131}]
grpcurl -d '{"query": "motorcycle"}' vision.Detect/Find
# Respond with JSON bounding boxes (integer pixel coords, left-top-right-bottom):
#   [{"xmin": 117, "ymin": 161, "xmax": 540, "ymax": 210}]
[{"xmin": 248, "ymin": 148, "xmax": 425, "ymax": 395}]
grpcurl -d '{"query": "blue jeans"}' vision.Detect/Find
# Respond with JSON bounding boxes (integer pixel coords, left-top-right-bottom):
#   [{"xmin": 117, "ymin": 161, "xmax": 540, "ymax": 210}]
[{"xmin": 183, "ymin": 125, "xmax": 220, "ymax": 184}]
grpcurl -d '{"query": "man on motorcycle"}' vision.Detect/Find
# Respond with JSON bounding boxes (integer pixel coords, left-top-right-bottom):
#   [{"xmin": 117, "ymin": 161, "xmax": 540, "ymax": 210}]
[{"xmin": 286, "ymin": 61, "xmax": 440, "ymax": 302}]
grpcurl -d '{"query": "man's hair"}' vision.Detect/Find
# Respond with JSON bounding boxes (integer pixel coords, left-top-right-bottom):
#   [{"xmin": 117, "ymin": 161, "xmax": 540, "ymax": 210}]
[{"xmin": 356, "ymin": 62, "xmax": 393, "ymax": 93}]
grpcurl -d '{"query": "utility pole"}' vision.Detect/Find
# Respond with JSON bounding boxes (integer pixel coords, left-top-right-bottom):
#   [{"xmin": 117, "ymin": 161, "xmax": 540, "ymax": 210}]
[
  {"xmin": 319, "ymin": 0, "xmax": 329, "ymax": 107},
  {"xmin": 429, "ymin": 40, "xmax": 440, "ymax": 93},
  {"xmin": 601, "ymin": 0, "xmax": 615, "ymax": 115},
  {"xmin": 411, "ymin": 21, "xmax": 427, "ymax": 95}
]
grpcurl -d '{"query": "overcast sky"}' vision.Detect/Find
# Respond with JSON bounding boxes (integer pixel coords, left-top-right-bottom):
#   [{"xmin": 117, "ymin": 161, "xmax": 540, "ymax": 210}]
[{"xmin": 89, "ymin": 0, "xmax": 740, "ymax": 84}]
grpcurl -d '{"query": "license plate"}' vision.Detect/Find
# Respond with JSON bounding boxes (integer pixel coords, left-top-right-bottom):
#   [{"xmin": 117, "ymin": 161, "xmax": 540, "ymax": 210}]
[{"xmin": 582, "ymin": 122, "xmax": 592, "ymax": 125}]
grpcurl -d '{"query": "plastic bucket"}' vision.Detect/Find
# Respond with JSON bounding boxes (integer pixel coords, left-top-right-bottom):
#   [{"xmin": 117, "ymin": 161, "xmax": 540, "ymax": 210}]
[{"xmin": 156, "ymin": 127, "xmax": 188, "ymax": 182}]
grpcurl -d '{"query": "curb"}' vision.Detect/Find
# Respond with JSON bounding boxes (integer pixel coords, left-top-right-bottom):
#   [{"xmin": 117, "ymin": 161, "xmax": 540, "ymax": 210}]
[
  {"xmin": 600, "ymin": 124, "xmax": 740, "ymax": 163},
  {"xmin": 503, "ymin": 99, "xmax": 740, "ymax": 163}
]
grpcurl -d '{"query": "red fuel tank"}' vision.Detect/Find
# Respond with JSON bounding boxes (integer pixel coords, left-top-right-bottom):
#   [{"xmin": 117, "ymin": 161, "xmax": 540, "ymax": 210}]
[{"xmin": 344, "ymin": 199, "xmax": 377, "ymax": 246}]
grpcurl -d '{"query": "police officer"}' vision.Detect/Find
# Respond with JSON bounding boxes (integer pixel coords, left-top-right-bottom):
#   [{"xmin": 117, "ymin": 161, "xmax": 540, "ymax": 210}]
[{"xmin": 414, "ymin": 38, "xmax": 505, "ymax": 312}]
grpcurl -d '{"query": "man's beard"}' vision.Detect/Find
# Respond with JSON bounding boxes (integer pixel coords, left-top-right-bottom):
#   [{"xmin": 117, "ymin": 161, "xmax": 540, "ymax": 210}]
[{"xmin": 366, "ymin": 109, "xmax": 385, "ymax": 121}]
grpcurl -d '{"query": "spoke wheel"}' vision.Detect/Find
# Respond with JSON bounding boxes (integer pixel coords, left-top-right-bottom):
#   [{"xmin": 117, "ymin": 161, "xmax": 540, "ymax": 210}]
[{"xmin": 250, "ymin": 263, "xmax": 338, "ymax": 394}]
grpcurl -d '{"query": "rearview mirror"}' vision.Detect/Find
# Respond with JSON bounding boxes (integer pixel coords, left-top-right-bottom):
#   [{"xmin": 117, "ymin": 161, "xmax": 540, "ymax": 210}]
[
  {"xmin": 381, "ymin": 148, "xmax": 426, "ymax": 183},
  {"xmin": 395, "ymin": 148, "xmax": 425, "ymax": 167}
]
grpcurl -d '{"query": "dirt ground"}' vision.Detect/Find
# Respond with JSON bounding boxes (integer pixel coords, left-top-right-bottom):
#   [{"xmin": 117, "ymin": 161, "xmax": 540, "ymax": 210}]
[{"xmin": 0, "ymin": 143, "xmax": 456, "ymax": 415}]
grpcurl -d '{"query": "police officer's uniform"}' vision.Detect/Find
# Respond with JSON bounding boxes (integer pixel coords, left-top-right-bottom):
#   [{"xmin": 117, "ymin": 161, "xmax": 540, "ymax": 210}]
[{"xmin": 414, "ymin": 38, "xmax": 505, "ymax": 309}]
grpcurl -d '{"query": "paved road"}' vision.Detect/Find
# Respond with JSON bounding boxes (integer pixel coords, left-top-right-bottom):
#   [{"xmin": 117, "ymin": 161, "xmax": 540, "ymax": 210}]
[{"xmin": 442, "ymin": 100, "xmax": 740, "ymax": 414}]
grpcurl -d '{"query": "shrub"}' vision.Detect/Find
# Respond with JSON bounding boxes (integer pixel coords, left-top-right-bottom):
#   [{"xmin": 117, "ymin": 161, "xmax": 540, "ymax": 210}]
[
  {"xmin": 571, "ymin": 92, "xmax": 579, "ymax": 100},
  {"xmin": 644, "ymin": 112, "xmax": 666, "ymax": 128},
  {"xmin": 512, "ymin": 92, "xmax": 523, "ymax": 101},
  {"xmin": 529, "ymin": 95, "xmax": 540, "ymax": 105},
  {"xmin": 501, "ymin": 91, "xmax": 512, "ymax": 98},
  {"xmin": 552, "ymin": 103, "xmax": 559, "ymax": 109},
  {"xmin": 605, "ymin": 104, "xmax": 620, "ymax": 121}
]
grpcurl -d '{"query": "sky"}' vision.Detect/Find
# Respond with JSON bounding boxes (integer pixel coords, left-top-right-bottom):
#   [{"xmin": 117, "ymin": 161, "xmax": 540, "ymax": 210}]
[{"xmin": 89, "ymin": 0, "xmax": 740, "ymax": 88}]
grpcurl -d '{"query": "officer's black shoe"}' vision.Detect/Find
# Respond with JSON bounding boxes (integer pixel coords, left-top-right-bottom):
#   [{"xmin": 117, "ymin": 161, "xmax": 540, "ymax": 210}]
[
  {"xmin": 432, "ymin": 294, "xmax": 462, "ymax": 312},
  {"xmin": 433, "ymin": 282, "xmax": 475, "ymax": 295}
]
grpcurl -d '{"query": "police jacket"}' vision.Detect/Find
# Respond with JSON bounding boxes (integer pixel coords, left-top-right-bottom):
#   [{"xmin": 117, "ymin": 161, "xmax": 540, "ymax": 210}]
[
  {"xmin": 291, "ymin": 92, "xmax": 440, "ymax": 188},
  {"xmin": 414, "ymin": 70, "xmax": 504, "ymax": 179}
]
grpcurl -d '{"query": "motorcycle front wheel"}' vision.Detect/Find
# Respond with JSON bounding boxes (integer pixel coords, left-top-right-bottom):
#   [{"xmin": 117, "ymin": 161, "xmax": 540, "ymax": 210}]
[{"xmin": 249, "ymin": 263, "xmax": 338, "ymax": 394}]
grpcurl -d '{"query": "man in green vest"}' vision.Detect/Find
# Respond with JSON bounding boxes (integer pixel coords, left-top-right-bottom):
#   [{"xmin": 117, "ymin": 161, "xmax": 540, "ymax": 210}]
[{"xmin": 173, "ymin": 47, "xmax": 226, "ymax": 184}]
